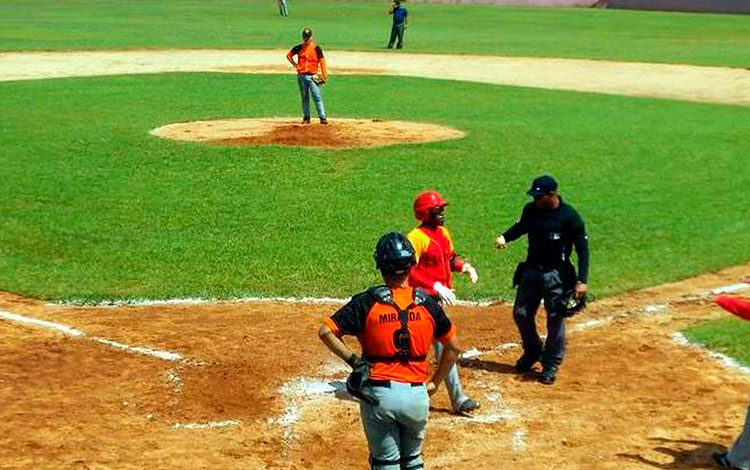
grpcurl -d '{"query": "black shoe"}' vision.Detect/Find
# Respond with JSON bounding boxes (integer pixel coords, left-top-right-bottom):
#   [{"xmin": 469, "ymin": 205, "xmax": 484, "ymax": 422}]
[
  {"xmin": 515, "ymin": 353, "xmax": 540, "ymax": 373},
  {"xmin": 540, "ymin": 365, "xmax": 558, "ymax": 385},
  {"xmin": 455, "ymin": 398, "xmax": 480, "ymax": 414},
  {"xmin": 302, "ymin": 117, "xmax": 311, "ymax": 124},
  {"xmin": 320, "ymin": 118, "xmax": 328, "ymax": 125},
  {"xmin": 712, "ymin": 452, "xmax": 738, "ymax": 469}
]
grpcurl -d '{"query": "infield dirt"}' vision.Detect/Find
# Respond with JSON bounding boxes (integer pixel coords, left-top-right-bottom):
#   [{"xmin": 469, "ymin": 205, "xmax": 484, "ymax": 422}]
[{"xmin": 2, "ymin": 265, "xmax": 750, "ymax": 469}]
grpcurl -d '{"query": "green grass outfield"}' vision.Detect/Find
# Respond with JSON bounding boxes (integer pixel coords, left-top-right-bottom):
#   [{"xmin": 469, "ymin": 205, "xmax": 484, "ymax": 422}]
[
  {"xmin": 2, "ymin": 72, "xmax": 749, "ymax": 302},
  {"xmin": 1, "ymin": 0, "xmax": 750, "ymax": 67},
  {"xmin": 684, "ymin": 316, "xmax": 750, "ymax": 367}
]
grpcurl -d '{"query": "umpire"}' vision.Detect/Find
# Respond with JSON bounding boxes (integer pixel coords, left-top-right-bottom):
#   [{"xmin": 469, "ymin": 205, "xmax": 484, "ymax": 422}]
[{"xmin": 495, "ymin": 175, "xmax": 589, "ymax": 385}]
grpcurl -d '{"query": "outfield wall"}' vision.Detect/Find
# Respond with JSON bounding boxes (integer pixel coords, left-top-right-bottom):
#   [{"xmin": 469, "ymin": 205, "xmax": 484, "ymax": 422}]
[{"xmin": 607, "ymin": 0, "xmax": 750, "ymax": 13}]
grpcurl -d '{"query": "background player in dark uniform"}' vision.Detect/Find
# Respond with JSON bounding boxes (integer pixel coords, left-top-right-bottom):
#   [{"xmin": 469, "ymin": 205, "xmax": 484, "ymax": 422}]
[
  {"xmin": 495, "ymin": 175, "xmax": 589, "ymax": 385},
  {"xmin": 387, "ymin": 1, "xmax": 409, "ymax": 49},
  {"xmin": 318, "ymin": 232, "xmax": 460, "ymax": 470}
]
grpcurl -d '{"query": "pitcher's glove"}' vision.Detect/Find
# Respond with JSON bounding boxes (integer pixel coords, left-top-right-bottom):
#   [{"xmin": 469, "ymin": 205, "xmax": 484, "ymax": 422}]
[{"xmin": 313, "ymin": 74, "xmax": 327, "ymax": 85}]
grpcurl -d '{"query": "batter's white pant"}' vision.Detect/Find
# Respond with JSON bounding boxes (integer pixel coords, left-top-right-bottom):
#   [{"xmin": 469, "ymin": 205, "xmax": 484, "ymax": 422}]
[
  {"xmin": 433, "ymin": 340, "xmax": 470, "ymax": 412},
  {"xmin": 360, "ymin": 382, "xmax": 428, "ymax": 470}
]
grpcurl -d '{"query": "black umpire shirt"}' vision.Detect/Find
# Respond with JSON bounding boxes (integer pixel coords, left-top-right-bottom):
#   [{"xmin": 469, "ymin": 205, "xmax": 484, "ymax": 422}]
[{"xmin": 502, "ymin": 197, "xmax": 589, "ymax": 283}]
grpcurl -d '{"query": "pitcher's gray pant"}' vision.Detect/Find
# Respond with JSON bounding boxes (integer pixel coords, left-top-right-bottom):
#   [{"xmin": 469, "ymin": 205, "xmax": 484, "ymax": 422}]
[
  {"xmin": 513, "ymin": 267, "xmax": 566, "ymax": 367},
  {"xmin": 297, "ymin": 74, "xmax": 326, "ymax": 120},
  {"xmin": 360, "ymin": 382, "xmax": 429, "ymax": 470},
  {"xmin": 433, "ymin": 341, "xmax": 470, "ymax": 412},
  {"xmin": 728, "ymin": 401, "xmax": 750, "ymax": 470}
]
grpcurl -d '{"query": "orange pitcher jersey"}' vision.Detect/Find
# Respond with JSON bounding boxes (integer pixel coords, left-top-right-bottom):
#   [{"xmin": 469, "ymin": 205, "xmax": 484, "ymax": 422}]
[
  {"xmin": 287, "ymin": 41, "xmax": 328, "ymax": 76},
  {"xmin": 407, "ymin": 226, "xmax": 465, "ymax": 296},
  {"xmin": 325, "ymin": 285, "xmax": 457, "ymax": 383}
]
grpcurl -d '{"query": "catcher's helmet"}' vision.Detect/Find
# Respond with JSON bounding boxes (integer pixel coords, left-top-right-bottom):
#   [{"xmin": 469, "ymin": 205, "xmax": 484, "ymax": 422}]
[
  {"xmin": 560, "ymin": 290, "xmax": 587, "ymax": 317},
  {"xmin": 374, "ymin": 232, "xmax": 416, "ymax": 276},
  {"xmin": 413, "ymin": 191, "xmax": 449, "ymax": 222}
]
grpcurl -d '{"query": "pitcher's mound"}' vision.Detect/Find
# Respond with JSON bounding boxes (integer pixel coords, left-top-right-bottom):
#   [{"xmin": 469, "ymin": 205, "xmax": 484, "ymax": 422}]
[{"xmin": 150, "ymin": 118, "xmax": 465, "ymax": 149}]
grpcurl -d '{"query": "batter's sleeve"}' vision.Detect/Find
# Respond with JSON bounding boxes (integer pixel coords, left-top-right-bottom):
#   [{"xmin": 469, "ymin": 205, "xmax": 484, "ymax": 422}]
[
  {"xmin": 325, "ymin": 292, "xmax": 372, "ymax": 337},
  {"xmin": 441, "ymin": 227, "xmax": 465, "ymax": 272}
]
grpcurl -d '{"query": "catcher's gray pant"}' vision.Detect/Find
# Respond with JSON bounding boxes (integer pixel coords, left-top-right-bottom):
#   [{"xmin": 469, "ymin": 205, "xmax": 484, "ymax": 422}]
[
  {"xmin": 433, "ymin": 341, "xmax": 470, "ymax": 412},
  {"xmin": 297, "ymin": 74, "xmax": 326, "ymax": 120},
  {"xmin": 360, "ymin": 382, "xmax": 428, "ymax": 470},
  {"xmin": 728, "ymin": 401, "xmax": 750, "ymax": 470},
  {"xmin": 513, "ymin": 266, "xmax": 566, "ymax": 367},
  {"xmin": 277, "ymin": 0, "xmax": 288, "ymax": 17}
]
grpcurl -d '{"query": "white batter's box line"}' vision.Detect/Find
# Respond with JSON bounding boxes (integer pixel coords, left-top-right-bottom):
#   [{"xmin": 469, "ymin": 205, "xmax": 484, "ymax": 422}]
[
  {"xmin": 0, "ymin": 308, "xmax": 202, "ymax": 364},
  {"xmin": 672, "ymin": 332, "xmax": 750, "ymax": 377},
  {"xmin": 711, "ymin": 283, "xmax": 750, "ymax": 295},
  {"xmin": 172, "ymin": 419, "xmax": 242, "ymax": 430},
  {"xmin": 55, "ymin": 295, "xmax": 505, "ymax": 308}
]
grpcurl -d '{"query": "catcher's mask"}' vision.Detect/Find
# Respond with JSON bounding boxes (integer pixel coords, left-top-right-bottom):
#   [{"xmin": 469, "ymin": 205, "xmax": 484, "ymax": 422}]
[
  {"xmin": 560, "ymin": 290, "xmax": 587, "ymax": 317},
  {"xmin": 374, "ymin": 232, "xmax": 416, "ymax": 277},
  {"xmin": 346, "ymin": 361, "xmax": 379, "ymax": 406}
]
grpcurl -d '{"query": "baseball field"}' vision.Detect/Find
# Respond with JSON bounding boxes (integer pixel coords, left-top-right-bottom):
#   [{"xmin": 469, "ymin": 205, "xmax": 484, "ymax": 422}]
[{"xmin": 2, "ymin": 1, "xmax": 750, "ymax": 468}]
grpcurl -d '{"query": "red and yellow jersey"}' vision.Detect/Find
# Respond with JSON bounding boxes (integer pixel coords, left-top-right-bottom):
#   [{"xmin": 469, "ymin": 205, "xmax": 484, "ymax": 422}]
[
  {"xmin": 325, "ymin": 285, "xmax": 456, "ymax": 383},
  {"xmin": 286, "ymin": 41, "xmax": 328, "ymax": 76},
  {"xmin": 407, "ymin": 225, "xmax": 465, "ymax": 296}
]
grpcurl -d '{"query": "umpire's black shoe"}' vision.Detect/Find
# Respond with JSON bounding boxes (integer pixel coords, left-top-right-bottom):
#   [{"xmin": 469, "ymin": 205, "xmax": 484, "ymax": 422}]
[
  {"xmin": 514, "ymin": 353, "xmax": 540, "ymax": 373},
  {"xmin": 712, "ymin": 451, "xmax": 739, "ymax": 469},
  {"xmin": 540, "ymin": 365, "xmax": 558, "ymax": 385}
]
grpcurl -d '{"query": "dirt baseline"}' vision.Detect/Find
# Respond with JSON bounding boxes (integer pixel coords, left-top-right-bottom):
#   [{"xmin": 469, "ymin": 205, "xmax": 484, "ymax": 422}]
[
  {"xmin": 150, "ymin": 118, "xmax": 466, "ymax": 149},
  {"xmin": 2, "ymin": 265, "xmax": 750, "ymax": 469}
]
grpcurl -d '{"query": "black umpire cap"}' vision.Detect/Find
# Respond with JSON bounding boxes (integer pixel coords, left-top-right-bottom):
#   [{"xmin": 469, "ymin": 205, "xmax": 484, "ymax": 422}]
[{"xmin": 527, "ymin": 175, "xmax": 558, "ymax": 197}]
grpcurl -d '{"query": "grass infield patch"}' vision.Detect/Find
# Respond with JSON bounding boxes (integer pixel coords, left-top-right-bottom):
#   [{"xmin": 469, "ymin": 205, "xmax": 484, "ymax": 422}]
[
  {"xmin": 683, "ymin": 317, "xmax": 750, "ymax": 368},
  {"xmin": 2, "ymin": 73, "xmax": 750, "ymax": 301}
]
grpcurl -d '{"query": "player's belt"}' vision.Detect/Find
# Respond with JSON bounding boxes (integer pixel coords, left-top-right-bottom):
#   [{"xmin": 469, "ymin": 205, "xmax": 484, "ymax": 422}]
[
  {"xmin": 367, "ymin": 380, "xmax": 424, "ymax": 388},
  {"xmin": 364, "ymin": 354, "xmax": 427, "ymax": 363}
]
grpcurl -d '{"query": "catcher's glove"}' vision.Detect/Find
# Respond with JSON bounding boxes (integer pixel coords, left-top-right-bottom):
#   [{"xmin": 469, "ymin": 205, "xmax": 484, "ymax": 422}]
[{"xmin": 345, "ymin": 355, "xmax": 379, "ymax": 406}]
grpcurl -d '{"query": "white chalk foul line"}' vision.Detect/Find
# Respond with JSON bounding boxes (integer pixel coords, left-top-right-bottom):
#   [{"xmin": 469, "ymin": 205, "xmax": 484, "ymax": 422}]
[
  {"xmin": 0, "ymin": 309, "xmax": 85, "ymax": 337},
  {"xmin": 711, "ymin": 283, "xmax": 750, "ymax": 295},
  {"xmin": 56, "ymin": 295, "xmax": 498, "ymax": 308},
  {"xmin": 672, "ymin": 332, "xmax": 750, "ymax": 377},
  {"xmin": 0, "ymin": 309, "xmax": 195, "ymax": 363}
]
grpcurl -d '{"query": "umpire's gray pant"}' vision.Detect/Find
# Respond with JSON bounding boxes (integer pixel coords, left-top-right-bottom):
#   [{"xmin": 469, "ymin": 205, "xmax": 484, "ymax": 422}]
[
  {"xmin": 728, "ymin": 400, "xmax": 750, "ymax": 470},
  {"xmin": 513, "ymin": 267, "xmax": 566, "ymax": 367},
  {"xmin": 360, "ymin": 382, "xmax": 429, "ymax": 470}
]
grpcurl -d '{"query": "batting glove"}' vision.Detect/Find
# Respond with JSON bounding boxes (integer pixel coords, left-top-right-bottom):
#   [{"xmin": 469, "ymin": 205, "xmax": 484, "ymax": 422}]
[
  {"xmin": 462, "ymin": 263, "xmax": 479, "ymax": 283},
  {"xmin": 433, "ymin": 282, "xmax": 457, "ymax": 306},
  {"xmin": 495, "ymin": 235, "xmax": 508, "ymax": 250}
]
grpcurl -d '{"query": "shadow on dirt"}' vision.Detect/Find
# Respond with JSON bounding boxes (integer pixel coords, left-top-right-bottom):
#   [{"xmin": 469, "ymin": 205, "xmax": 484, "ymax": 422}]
[{"xmin": 617, "ymin": 437, "xmax": 728, "ymax": 469}]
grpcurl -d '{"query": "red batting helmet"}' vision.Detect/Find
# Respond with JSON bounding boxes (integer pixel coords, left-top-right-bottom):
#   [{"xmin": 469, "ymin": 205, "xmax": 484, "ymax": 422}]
[{"xmin": 413, "ymin": 191, "xmax": 449, "ymax": 222}]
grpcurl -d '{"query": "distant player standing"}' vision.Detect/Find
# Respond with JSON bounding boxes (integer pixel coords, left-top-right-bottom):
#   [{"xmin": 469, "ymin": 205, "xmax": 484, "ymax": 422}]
[
  {"xmin": 277, "ymin": 0, "xmax": 288, "ymax": 17},
  {"xmin": 387, "ymin": 0, "xmax": 409, "ymax": 49},
  {"xmin": 286, "ymin": 28, "xmax": 328, "ymax": 124},
  {"xmin": 407, "ymin": 190, "xmax": 480, "ymax": 414}
]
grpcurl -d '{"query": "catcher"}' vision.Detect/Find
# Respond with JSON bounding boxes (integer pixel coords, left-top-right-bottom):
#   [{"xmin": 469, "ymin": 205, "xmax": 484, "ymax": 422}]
[
  {"xmin": 318, "ymin": 232, "xmax": 460, "ymax": 470},
  {"xmin": 713, "ymin": 295, "xmax": 750, "ymax": 470},
  {"xmin": 285, "ymin": 28, "xmax": 328, "ymax": 124}
]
